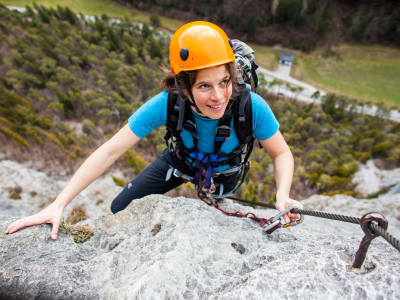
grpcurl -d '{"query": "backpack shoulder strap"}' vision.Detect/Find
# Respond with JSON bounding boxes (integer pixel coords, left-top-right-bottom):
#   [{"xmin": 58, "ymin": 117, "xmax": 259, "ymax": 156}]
[
  {"xmin": 232, "ymin": 89, "xmax": 255, "ymax": 164},
  {"xmin": 233, "ymin": 89, "xmax": 253, "ymax": 144},
  {"xmin": 166, "ymin": 91, "xmax": 178, "ymax": 130}
]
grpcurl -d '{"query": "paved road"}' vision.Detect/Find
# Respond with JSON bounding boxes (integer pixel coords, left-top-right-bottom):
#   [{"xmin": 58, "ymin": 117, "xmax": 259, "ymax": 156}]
[{"xmin": 258, "ymin": 65, "xmax": 324, "ymax": 104}]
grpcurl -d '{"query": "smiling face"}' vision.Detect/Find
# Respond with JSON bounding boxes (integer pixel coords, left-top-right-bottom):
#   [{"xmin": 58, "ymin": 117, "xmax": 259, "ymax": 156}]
[{"xmin": 191, "ymin": 65, "xmax": 233, "ymax": 119}]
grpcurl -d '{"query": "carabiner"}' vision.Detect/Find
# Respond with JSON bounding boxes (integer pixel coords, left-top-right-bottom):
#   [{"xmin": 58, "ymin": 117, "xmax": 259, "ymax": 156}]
[{"xmin": 263, "ymin": 205, "xmax": 303, "ymax": 234}]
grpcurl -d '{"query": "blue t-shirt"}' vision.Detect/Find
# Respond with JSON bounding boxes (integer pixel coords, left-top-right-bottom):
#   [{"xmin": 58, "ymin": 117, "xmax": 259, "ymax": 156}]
[{"xmin": 128, "ymin": 91, "xmax": 279, "ymax": 171}]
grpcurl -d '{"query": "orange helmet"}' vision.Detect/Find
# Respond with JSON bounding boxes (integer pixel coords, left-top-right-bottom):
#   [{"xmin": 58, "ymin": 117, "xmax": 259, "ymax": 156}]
[{"xmin": 169, "ymin": 21, "xmax": 235, "ymax": 74}]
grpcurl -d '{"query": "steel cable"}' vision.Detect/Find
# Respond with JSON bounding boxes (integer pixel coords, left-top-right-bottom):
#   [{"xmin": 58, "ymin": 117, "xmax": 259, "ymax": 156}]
[
  {"xmin": 370, "ymin": 223, "xmax": 400, "ymax": 251},
  {"xmin": 226, "ymin": 196, "xmax": 400, "ymax": 252},
  {"xmin": 291, "ymin": 208, "xmax": 361, "ymax": 224}
]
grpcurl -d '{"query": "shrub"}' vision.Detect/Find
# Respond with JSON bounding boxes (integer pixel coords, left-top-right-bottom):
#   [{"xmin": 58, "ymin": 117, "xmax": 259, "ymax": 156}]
[
  {"xmin": 112, "ymin": 176, "xmax": 126, "ymax": 187},
  {"xmin": 242, "ymin": 182, "xmax": 259, "ymax": 203},
  {"xmin": 82, "ymin": 119, "xmax": 96, "ymax": 134},
  {"xmin": 0, "ymin": 125, "xmax": 30, "ymax": 148},
  {"xmin": 8, "ymin": 186, "xmax": 23, "ymax": 200},
  {"xmin": 336, "ymin": 162, "xmax": 358, "ymax": 177},
  {"xmin": 124, "ymin": 149, "xmax": 148, "ymax": 174},
  {"xmin": 150, "ymin": 15, "xmax": 160, "ymax": 28},
  {"xmin": 372, "ymin": 141, "xmax": 394, "ymax": 157},
  {"xmin": 66, "ymin": 205, "xmax": 88, "ymax": 225},
  {"xmin": 60, "ymin": 220, "xmax": 93, "ymax": 243}
]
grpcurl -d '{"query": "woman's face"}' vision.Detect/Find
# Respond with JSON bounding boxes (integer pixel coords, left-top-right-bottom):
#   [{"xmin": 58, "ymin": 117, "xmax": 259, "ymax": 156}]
[{"xmin": 191, "ymin": 65, "xmax": 232, "ymax": 119}]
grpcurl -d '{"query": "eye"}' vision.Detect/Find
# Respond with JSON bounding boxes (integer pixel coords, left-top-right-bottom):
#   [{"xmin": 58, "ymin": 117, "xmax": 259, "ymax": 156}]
[
  {"xmin": 199, "ymin": 83, "xmax": 210, "ymax": 89},
  {"xmin": 220, "ymin": 78, "xmax": 230, "ymax": 87}
]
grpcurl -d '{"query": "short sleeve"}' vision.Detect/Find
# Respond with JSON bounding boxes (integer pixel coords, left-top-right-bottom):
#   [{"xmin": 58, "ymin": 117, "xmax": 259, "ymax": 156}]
[
  {"xmin": 128, "ymin": 91, "xmax": 168, "ymax": 138},
  {"xmin": 251, "ymin": 92, "xmax": 280, "ymax": 140}
]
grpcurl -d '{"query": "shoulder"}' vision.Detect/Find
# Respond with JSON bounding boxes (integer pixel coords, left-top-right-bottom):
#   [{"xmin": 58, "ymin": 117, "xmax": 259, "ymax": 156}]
[
  {"xmin": 249, "ymin": 91, "xmax": 270, "ymax": 108},
  {"xmin": 247, "ymin": 91, "xmax": 279, "ymax": 140},
  {"xmin": 249, "ymin": 91, "xmax": 275, "ymax": 116},
  {"xmin": 128, "ymin": 91, "xmax": 169, "ymax": 138},
  {"xmin": 134, "ymin": 91, "xmax": 169, "ymax": 115},
  {"xmin": 146, "ymin": 91, "xmax": 169, "ymax": 106}
]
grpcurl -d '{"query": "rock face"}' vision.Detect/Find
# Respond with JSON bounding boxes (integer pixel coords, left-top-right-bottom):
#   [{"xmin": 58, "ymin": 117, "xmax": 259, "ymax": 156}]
[
  {"xmin": 1, "ymin": 195, "xmax": 399, "ymax": 300},
  {"xmin": 0, "ymin": 160, "xmax": 400, "ymax": 299},
  {"xmin": 352, "ymin": 160, "xmax": 400, "ymax": 197}
]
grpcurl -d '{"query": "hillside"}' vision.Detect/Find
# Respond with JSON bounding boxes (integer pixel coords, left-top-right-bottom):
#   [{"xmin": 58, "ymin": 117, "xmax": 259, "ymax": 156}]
[{"xmin": 0, "ymin": 4, "xmax": 399, "ymax": 203}]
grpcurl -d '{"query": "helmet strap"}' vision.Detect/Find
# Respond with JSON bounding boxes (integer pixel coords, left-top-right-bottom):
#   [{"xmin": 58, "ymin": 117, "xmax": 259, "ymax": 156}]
[{"xmin": 175, "ymin": 73, "xmax": 203, "ymax": 115}]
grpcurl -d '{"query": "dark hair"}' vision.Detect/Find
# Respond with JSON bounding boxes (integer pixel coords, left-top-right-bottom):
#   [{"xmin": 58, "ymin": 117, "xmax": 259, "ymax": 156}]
[{"xmin": 163, "ymin": 62, "xmax": 239, "ymax": 95}]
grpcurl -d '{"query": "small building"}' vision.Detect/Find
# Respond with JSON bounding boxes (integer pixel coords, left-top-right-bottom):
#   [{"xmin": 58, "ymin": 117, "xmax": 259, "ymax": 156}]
[{"xmin": 279, "ymin": 53, "xmax": 294, "ymax": 66}]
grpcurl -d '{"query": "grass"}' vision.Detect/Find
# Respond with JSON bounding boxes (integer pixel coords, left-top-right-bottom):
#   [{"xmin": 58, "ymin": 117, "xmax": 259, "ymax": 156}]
[
  {"xmin": 0, "ymin": 0, "xmax": 184, "ymax": 31},
  {"xmin": 292, "ymin": 45, "xmax": 400, "ymax": 108},
  {"xmin": 60, "ymin": 219, "xmax": 94, "ymax": 243},
  {"xmin": 250, "ymin": 43, "xmax": 279, "ymax": 70}
]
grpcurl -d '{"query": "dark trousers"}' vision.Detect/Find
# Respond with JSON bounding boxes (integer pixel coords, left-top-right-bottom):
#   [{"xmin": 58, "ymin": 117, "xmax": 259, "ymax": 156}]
[
  {"xmin": 110, "ymin": 150, "xmax": 241, "ymax": 214},
  {"xmin": 110, "ymin": 150, "xmax": 184, "ymax": 213}
]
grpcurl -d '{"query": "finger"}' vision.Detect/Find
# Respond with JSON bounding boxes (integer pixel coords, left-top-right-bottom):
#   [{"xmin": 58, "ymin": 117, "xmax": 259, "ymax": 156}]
[
  {"xmin": 275, "ymin": 202, "xmax": 284, "ymax": 211},
  {"xmin": 283, "ymin": 213, "xmax": 290, "ymax": 224},
  {"xmin": 51, "ymin": 219, "xmax": 61, "ymax": 240},
  {"xmin": 5, "ymin": 216, "xmax": 45, "ymax": 234},
  {"xmin": 5, "ymin": 219, "xmax": 29, "ymax": 234},
  {"xmin": 288, "ymin": 211, "xmax": 300, "ymax": 221}
]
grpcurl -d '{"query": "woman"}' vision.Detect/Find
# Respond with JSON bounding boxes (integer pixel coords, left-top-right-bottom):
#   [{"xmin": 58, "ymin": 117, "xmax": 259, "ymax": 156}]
[{"xmin": 5, "ymin": 21, "xmax": 301, "ymax": 240}]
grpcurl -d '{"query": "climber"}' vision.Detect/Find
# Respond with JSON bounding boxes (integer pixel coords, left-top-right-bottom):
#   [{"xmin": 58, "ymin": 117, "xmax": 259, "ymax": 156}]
[{"xmin": 5, "ymin": 21, "xmax": 302, "ymax": 240}]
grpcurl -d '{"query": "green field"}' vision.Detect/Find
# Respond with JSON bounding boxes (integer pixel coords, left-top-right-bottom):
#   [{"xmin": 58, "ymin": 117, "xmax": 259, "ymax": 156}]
[
  {"xmin": 2, "ymin": 1, "xmax": 399, "ymax": 108},
  {"xmin": 292, "ymin": 45, "xmax": 400, "ymax": 108},
  {"xmin": 249, "ymin": 43, "xmax": 279, "ymax": 71}
]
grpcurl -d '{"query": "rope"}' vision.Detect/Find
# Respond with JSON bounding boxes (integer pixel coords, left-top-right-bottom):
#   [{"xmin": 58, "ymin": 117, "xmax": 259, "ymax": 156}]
[{"xmin": 226, "ymin": 196, "xmax": 400, "ymax": 252}]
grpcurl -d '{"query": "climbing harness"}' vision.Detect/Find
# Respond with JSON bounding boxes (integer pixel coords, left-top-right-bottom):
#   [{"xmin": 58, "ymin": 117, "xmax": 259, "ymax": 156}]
[{"xmin": 165, "ymin": 160, "xmax": 250, "ymax": 205}]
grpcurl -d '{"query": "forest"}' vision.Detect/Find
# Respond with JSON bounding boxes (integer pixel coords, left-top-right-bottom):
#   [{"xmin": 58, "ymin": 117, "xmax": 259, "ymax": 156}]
[
  {"xmin": 115, "ymin": 0, "xmax": 400, "ymax": 51},
  {"xmin": 0, "ymin": 4, "xmax": 399, "ymax": 204}
]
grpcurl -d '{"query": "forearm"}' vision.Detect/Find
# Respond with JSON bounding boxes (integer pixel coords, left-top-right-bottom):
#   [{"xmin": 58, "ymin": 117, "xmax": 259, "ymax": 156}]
[
  {"xmin": 53, "ymin": 124, "xmax": 140, "ymax": 209},
  {"xmin": 273, "ymin": 148, "xmax": 294, "ymax": 198},
  {"xmin": 53, "ymin": 145, "xmax": 120, "ymax": 208}
]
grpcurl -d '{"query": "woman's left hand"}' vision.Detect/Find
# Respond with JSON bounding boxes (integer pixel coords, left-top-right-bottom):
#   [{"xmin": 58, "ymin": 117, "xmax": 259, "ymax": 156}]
[{"xmin": 275, "ymin": 195, "xmax": 303, "ymax": 224}]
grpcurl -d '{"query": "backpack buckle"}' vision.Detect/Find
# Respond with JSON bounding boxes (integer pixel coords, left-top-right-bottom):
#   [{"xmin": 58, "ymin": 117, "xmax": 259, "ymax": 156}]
[{"xmin": 215, "ymin": 125, "xmax": 231, "ymax": 141}]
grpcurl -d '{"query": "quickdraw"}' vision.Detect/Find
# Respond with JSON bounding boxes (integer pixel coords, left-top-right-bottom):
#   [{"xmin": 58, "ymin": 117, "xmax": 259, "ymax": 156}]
[
  {"xmin": 262, "ymin": 205, "xmax": 304, "ymax": 234},
  {"xmin": 213, "ymin": 201, "xmax": 303, "ymax": 234}
]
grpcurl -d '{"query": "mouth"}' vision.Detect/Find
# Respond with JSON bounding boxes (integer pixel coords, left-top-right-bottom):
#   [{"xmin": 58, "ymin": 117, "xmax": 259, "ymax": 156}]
[{"xmin": 207, "ymin": 103, "xmax": 225, "ymax": 110}]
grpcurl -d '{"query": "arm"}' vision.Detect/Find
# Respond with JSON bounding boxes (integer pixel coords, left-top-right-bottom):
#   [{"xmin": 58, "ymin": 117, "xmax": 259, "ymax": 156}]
[
  {"xmin": 259, "ymin": 130, "xmax": 302, "ymax": 223},
  {"xmin": 5, "ymin": 123, "xmax": 140, "ymax": 239}
]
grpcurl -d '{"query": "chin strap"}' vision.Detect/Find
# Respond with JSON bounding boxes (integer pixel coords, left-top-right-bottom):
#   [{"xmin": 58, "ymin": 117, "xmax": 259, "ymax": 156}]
[{"xmin": 174, "ymin": 75, "xmax": 203, "ymax": 115}]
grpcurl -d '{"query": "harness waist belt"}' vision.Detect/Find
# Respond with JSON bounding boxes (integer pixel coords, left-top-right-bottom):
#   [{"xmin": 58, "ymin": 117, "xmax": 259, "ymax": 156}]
[{"xmin": 169, "ymin": 165, "xmax": 242, "ymax": 182}]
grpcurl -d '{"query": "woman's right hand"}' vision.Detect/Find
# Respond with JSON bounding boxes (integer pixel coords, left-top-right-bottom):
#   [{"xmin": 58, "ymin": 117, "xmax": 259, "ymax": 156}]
[{"xmin": 4, "ymin": 202, "xmax": 64, "ymax": 240}]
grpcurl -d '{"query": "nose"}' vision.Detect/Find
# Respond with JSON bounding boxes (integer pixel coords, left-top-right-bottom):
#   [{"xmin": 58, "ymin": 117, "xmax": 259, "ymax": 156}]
[{"xmin": 211, "ymin": 86, "xmax": 225, "ymax": 101}]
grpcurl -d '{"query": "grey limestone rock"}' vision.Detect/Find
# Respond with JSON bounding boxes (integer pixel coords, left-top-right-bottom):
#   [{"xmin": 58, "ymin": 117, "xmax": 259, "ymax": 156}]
[
  {"xmin": 1, "ymin": 195, "xmax": 400, "ymax": 300},
  {"xmin": 1, "ymin": 159, "xmax": 400, "ymax": 299}
]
